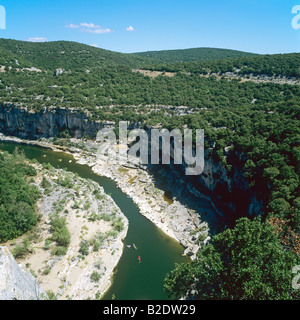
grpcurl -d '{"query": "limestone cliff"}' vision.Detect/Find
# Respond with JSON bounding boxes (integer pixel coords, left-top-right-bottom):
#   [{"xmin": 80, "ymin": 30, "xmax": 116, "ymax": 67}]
[
  {"xmin": 0, "ymin": 246, "xmax": 46, "ymax": 300},
  {"xmin": 153, "ymin": 155, "xmax": 263, "ymax": 229},
  {"xmin": 0, "ymin": 105, "xmax": 110, "ymax": 139}
]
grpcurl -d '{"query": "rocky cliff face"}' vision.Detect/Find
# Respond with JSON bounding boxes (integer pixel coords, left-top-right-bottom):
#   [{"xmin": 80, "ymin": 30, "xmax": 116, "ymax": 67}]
[
  {"xmin": 199, "ymin": 156, "xmax": 263, "ymax": 220},
  {"xmin": 0, "ymin": 105, "xmax": 110, "ymax": 139},
  {"xmin": 144, "ymin": 128, "xmax": 263, "ymax": 228},
  {"xmin": 0, "ymin": 106, "xmax": 264, "ymax": 227},
  {"xmin": 152, "ymin": 154, "xmax": 263, "ymax": 229},
  {"xmin": 0, "ymin": 246, "xmax": 46, "ymax": 300}
]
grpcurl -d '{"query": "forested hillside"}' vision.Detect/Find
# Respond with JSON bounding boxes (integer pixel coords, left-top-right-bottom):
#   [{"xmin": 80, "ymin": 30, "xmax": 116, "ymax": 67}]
[
  {"xmin": 142, "ymin": 52, "xmax": 300, "ymax": 77},
  {"xmin": 132, "ymin": 47, "xmax": 256, "ymax": 63},
  {"xmin": 0, "ymin": 38, "xmax": 154, "ymax": 70}
]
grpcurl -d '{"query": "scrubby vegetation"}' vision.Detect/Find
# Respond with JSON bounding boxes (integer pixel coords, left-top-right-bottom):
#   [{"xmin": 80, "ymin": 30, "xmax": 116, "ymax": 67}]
[
  {"xmin": 12, "ymin": 237, "xmax": 34, "ymax": 259},
  {"xmin": 48, "ymin": 215, "xmax": 71, "ymax": 256}
]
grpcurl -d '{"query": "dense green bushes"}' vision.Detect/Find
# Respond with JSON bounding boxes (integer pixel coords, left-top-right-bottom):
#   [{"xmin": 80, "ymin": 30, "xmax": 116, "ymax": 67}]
[
  {"xmin": 0, "ymin": 150, "xmax": 40, "ymax": 242},
  {"xmin": 164, "ymin": 217, "xmax": 300, "ymax": 300},
  {"xmin": 49, "ymin": 215, "xmax": 71, "ymax": 256}
]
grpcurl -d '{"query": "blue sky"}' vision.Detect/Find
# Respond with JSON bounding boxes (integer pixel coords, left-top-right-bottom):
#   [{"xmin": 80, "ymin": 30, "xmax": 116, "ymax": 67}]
[{"xmin": 0, "ymin": 0, "xmax": 299, "ymax": 53}]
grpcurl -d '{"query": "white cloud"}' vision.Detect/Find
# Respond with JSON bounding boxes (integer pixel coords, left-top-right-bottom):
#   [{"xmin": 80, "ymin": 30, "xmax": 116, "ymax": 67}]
[
  {"xmin": 65, "ymin": 24, "xmax": 79, "ymax": 29},
  {"xmin": 80, "ymin": 22, "xmax": 101, "ymax": 29},
  {"xmin": 126, "ymin": 26, "xmax": 135, "ymax": 32},
  {"xmin": 84, "ymin": 28, "xmax": 112, "ymax": 34},
  {"xmin": 91, "ymin": 44, "xmax": 99, "ymax": 48},
  {"xmin": 26, "ymin": 37, "xmax": 48, "ymax": 42},
  {"xmin": 65, "ymin": 22, "xmax": 112, "ymax": 34}
]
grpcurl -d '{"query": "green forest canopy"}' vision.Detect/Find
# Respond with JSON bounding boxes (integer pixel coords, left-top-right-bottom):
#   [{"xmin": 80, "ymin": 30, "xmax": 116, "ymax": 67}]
[
  {"xmin": 131, "ymin": 47, "xmax": 256, "ymax": 63},
  {"xmin": 142, "ymin": 53, "xmax": 300, "ymax": 77},
  {"xmin": 164, "ymin": 217, "xmax": 300, "ymax": 300},
  {"xmin": 0, "ymin": 38, "xmax": 156, "ymax": 70}
]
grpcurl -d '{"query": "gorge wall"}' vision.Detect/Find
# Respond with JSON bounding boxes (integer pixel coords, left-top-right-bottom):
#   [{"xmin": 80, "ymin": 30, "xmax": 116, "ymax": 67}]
[
  {"xmin": 0, "ymin": 105, "xmax": 109, "ymax": 139},
  {"xmin": 150, "ymin": 156, "xmax": 263, "ymax": 229},
  {"xmin": 0, "ymin": 105, "xmax": 264, "ymax": 229}
]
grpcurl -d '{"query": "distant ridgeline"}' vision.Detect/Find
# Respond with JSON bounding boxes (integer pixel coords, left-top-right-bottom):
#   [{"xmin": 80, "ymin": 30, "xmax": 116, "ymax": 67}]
[
  {"xmin": 137, "ymin": 51, "xmax": 300, "ymax": 78},
  {"xmin": 131, "ymin": 47, "xmax": 257, "ymax": 63},
  {"xmin": 0, "ymin": 38, "xmax": 154, "ymax": 70},
  {"xmin": 0, "ymin": 38, "xmax": 299, "ymax": 299}
]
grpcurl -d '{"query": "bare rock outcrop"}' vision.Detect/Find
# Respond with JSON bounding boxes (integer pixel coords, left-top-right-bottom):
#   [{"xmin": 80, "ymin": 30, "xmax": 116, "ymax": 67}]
[{"xmin": 0, "ymin": 246, "xmax": 47, "ymax": 300}]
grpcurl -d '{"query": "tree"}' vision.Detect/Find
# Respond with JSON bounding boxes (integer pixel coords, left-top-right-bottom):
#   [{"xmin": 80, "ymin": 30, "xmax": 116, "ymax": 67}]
[
  {"xmin": 164, "ymin": 217, "xmax": 300, "ymax": 300},
  {"xmin": 269, "ymin": 198, "xmax": 291, "ymax": 218}
]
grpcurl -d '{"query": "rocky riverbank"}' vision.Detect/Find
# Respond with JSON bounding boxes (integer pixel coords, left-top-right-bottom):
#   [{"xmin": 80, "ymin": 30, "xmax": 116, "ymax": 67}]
[
  {"xmin": 0, "ymin": 133, "xmax": 213, "ymax": 259},
  {"xmin": 76, "ymin": 150, "xmax": 212, "ymax": 259}
]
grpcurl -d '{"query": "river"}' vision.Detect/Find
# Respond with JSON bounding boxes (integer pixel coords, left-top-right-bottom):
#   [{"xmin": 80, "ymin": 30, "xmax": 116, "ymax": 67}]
[{"xmin": 0, "ymin": 141, "xmax": 190, "ymax": 300}]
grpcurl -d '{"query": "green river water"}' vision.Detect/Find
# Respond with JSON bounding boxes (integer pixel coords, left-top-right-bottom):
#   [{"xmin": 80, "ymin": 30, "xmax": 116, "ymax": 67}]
[{"xmin": 0, "ymin": 142, "xmax": 190, "ymax": 300}]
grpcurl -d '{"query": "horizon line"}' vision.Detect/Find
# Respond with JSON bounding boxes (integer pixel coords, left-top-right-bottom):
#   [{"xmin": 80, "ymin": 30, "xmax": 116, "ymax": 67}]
[{"xmin": 0, "ymin": 37, "xmax": 299, "ymax": 56}]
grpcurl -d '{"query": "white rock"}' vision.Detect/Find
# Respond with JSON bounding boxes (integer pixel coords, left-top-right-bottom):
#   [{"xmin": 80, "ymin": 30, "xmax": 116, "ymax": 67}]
[{"xmin": 0, "ymin": 246, "xmax": 47, "ymax": 300}]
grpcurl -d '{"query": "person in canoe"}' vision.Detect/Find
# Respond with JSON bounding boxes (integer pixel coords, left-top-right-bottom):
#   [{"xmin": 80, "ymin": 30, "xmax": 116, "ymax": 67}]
[
  {"xmin": 133, "ymin": 243, "xmax": 137, "ymax": 250},
  {"xmin": 138, "ymin": 256, "xmax": 141, "ymax": 263}
]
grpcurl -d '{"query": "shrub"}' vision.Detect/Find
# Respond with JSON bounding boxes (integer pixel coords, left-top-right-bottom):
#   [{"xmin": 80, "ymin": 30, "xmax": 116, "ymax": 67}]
[
  {"xmin": 112, "ymin": 217, "xmax": 124, "ymax": 232},
  {"xmin": 49, "ymin": 216, "xmax": 71, "ymax": 255},
  {"xmin": 79, "ymin": 241, "xmax": 89, "ymax": 256},
  {"xmin": 90, "ymin": 271, "xmax": 101, "ymax": 283}
]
